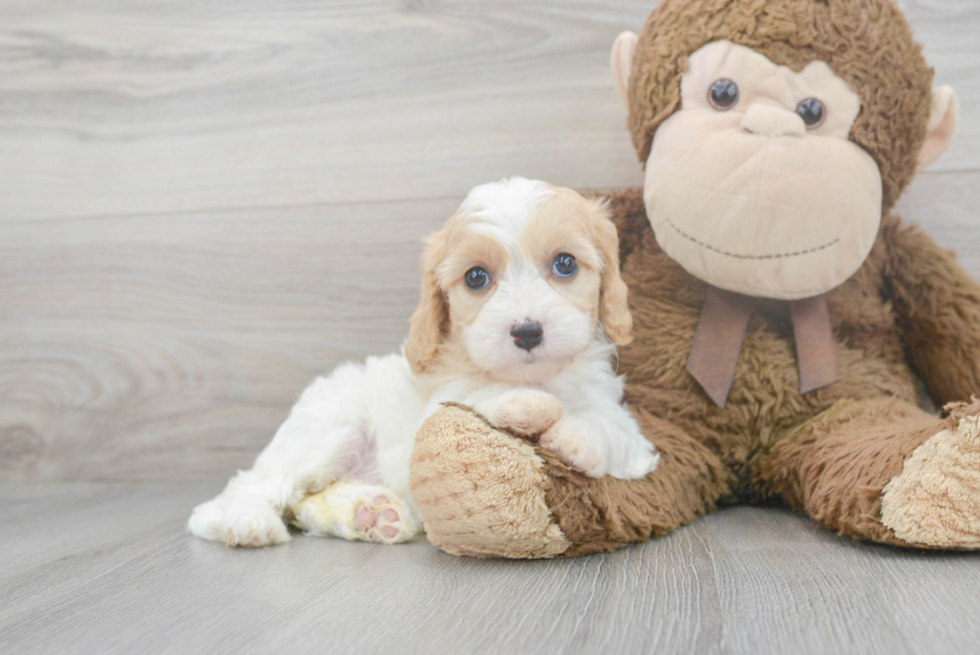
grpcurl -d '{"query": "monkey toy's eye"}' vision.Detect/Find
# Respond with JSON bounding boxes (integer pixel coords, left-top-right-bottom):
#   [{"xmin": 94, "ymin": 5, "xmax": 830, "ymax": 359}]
[
  {"xmin": 707, "ymin": 78, "xmax": 739, "ymax": 110},
  {"xmin": 464, "ymin": 266, "xmax": 490, "ymax": 290},
  {"xmin": 552, "ymin": 253, "xmax": 578, "ymax": 278},
  {"xmin": 796, "ymin": 98, "xmax": 826, "ymax": 129}
]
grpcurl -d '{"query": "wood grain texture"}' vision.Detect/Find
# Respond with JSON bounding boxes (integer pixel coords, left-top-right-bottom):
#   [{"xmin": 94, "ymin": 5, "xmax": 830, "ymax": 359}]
[
  {"xmin": 0, "ymin": 0, "xmax": 651, "ymax": 220},
  {"xmin": 0, "ymin": 198, "xmax": 459, "ymax": 480},
  {"xmin": 2, "ymin": 481, "xmax": 979, "ymax": 655},
  {"xmin": 1, "ymin": 0, "xmax": 979, "ymax": 482}
]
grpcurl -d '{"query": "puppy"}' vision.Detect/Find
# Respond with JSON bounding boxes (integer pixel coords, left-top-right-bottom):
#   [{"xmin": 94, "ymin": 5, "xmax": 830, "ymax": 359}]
[{"xmin": 188, "ymin": 178, "xmax": 659, "ymax": 548}]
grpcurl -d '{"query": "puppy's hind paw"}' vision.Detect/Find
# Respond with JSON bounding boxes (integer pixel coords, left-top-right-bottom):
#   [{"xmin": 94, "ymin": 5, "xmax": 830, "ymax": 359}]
[{"xmin": 291, "ymin": 482, "xmax": 419, "ymax": 545}]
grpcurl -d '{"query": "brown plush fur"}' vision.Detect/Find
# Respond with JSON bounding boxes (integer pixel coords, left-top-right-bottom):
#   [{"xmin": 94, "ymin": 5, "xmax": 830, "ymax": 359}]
[{"xmin": 408, "ymin": 0, "xmax": 980, "ymax": 557}]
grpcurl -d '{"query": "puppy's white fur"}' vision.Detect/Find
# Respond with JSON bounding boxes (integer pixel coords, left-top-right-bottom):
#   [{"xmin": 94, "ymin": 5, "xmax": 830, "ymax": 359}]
[{"xmin": 188, "ymin": 178, "xmax": 659, "ymax": 548}]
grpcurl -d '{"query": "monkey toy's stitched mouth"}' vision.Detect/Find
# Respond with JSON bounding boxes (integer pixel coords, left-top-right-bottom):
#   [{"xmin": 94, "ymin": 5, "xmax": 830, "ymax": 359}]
[{"xmin": 662, "ymin": 215, "xmax": 841, "ymax": 260}]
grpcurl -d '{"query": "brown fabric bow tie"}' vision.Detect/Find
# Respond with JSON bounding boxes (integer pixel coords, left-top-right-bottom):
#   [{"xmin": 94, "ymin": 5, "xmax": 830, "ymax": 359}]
[{"xmin": 686, "ymin": 288, "xmax": 839, "ymax": 407}]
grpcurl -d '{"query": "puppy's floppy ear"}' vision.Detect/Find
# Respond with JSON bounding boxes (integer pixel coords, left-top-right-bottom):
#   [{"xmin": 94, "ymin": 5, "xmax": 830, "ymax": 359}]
[
  {"xmin": 591, "ymin": 200, "xmax": 633, "ymax": 346},
  {"xmin": 405, "ymin": 226, "xmax": 450, "ymax": 373}
]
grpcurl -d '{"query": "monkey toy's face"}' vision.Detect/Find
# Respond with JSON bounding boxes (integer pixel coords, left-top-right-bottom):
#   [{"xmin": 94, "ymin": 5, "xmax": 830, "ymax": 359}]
[{"xmin": 643, "ymin": 41, "xmax": 880, "ymax": 299}]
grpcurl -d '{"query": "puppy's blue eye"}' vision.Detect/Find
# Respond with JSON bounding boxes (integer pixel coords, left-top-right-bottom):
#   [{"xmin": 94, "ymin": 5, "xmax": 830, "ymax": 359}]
[
  {"xmin": 464, "ymin": 266, "xmax": 490, "ymax": 290},
  {"xmin": 552, "ymin": 253, "xmax": 578, "ymax": 278}
]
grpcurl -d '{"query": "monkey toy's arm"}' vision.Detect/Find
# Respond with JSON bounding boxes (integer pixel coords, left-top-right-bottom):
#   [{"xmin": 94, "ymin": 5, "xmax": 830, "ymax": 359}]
[
  {"xmin": 878, "ymin": 82, "xmax": 972, "ymax": 406},
  {"xmin": 885, "ymin": 217, "xmax": 980, "ymax": 406}
]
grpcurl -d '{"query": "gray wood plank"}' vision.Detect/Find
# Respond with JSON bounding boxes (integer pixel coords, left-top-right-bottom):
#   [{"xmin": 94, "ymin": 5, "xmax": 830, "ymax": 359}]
[
  {"xmin": 0, "ymin": 198, "xmax": 457, "ymax": 481},
  {"xmin": 0, "ymin": 1, "xmax": 649, "ymax": 220},
  {"xmin": 2, "ymin": 482, "xmax": 979, "ymax": 655}
]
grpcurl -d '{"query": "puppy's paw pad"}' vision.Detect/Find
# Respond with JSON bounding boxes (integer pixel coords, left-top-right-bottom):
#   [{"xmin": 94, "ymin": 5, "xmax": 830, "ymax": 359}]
[
  {"xmin": 355, "ymin": 494, "xmax": 417, "ymax": 544},
  {"xmin": 490, "ymin": 390, "xmax": 563, "ymax": 436}
]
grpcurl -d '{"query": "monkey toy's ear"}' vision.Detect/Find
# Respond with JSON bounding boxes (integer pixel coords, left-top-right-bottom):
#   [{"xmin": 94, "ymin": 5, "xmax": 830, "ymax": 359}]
[
  {"xmin": 610, "ymin": 31, "xmax": 639, "ymax": 109},
  {"xmin": 917, "ymin": 86, "xmax": 959, "ymax": 171}
]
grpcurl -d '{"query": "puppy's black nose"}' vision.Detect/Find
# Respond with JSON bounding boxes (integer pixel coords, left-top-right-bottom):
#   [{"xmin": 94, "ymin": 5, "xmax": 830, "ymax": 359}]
[{"xmin": 510, "ymin": 321, "xmax": 543, "ymax": 351}]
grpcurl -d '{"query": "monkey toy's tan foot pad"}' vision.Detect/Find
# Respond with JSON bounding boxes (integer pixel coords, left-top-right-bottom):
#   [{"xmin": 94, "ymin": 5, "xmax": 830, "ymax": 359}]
[
  {"xmin": 409, "ymin": 404, "xmax": 571, "ymax": 558},
  {"xmin": 881, "ymin": 407, "xmax": 980, "ymax": 549},
  {"xmin": 290, "ymin": 481, "xmax": 419, "ymax": 545}
]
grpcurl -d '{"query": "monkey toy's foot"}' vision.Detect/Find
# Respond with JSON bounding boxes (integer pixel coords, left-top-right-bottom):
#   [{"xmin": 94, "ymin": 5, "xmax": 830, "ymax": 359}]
[
  {"xmin": 409, "ymin": 404, "xmax": 572, "ymax": 559},
  {"xmin": 409, "ymin": 403, "xmax": 726, "ymax": 559},
  {"xmin": 881, "ymin": 407, "xmax": 980, "ymax": 549}
]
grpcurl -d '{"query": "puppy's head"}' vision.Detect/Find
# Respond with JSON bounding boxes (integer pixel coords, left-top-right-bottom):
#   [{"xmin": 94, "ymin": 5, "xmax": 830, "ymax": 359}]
[{"xmin": 405, "ymin": 177, "xmax": 632, "ymax": 382}]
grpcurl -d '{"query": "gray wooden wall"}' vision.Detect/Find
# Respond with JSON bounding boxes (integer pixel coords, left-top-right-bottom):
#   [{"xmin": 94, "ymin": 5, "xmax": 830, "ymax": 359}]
[{"xmin": 2, "ymin": 0, "xmax": 978, "ymax": 482}]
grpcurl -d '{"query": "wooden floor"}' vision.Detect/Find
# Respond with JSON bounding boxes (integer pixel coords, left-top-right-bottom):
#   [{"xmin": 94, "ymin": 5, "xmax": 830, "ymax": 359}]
[
  {"xmin": 4, "ymin": 481, "xmax": 980, "ymax": 655},
  {"xmin": 2, "ymin": 1, "xmax": 979, "ymax": 653}
]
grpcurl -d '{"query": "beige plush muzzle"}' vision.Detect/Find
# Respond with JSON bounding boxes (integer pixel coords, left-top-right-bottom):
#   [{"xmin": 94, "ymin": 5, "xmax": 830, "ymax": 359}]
[{"xmin": 643, "ymin": 41, "xmax": 883, "ymax": 300}]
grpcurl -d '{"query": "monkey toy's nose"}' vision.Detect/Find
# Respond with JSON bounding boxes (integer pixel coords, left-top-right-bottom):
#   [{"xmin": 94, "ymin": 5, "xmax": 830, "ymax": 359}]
[
  {"xmin": 510, "ymin": 321, "xmax": 544, "ymax": 351},
  {"xmin": 740, "ymin": 103, "xmax": 806, "ymax": 138}
]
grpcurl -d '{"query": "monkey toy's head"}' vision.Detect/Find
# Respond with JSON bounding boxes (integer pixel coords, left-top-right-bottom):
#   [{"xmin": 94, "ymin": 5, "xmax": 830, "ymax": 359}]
[{"xmin": 611, "ymin": 0, "xmax": 959, "ymax": 300}]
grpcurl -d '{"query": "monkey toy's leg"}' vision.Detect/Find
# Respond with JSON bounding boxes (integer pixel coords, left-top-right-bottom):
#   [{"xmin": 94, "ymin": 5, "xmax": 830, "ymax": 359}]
[
  {"xmin": 759, "ymin": 397, "xmax": 980, "ymax": 549},
  {"xmin": 410, "ymin": 403, "xmax": 731, "ymax": 558}
]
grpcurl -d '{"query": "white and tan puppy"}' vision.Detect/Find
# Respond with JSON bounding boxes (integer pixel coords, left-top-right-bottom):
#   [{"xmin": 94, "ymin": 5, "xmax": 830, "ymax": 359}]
[{"xmin": 188, "ymin": 178, "xmax": 659, "ymax": 548}]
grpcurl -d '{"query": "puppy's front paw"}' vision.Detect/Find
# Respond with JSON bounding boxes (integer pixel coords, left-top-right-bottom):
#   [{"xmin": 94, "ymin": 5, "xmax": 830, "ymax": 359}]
[
  {"xmin": 625, "ymin": 449, "xmax": 660, "ymax": 480},
  {"xmin": 188, "ymin": 497, "xmax": 290, "ymax": 548},
  {"xmin": 540, "ymin": 417, "xmax": 604, "ymax": 477},
  {"xmin": 486, "ymin": 390, "xmax": 563, "ymax": 436}
]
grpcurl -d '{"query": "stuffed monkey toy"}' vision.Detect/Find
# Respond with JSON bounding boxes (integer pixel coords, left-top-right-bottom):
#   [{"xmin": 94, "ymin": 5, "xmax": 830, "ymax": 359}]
[{"xmin": 407, "ymin": 0, "xmax": 980, "ymax": 559}]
